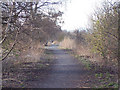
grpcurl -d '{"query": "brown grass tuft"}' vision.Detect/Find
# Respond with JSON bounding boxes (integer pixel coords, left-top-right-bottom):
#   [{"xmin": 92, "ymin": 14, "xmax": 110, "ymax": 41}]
[{"xmin": 59, "ymin": 37, "xmax": 76, "ymax": 49}]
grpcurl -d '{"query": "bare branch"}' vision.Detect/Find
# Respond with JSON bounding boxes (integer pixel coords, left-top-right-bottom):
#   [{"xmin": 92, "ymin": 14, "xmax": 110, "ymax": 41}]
[
  {"xmin": 0, "ymin": 35, "xmax": 7, "ymax": 44},
  {"xmin": 1, "ymin": 30, "xmax": 19, "ymax": 61}
]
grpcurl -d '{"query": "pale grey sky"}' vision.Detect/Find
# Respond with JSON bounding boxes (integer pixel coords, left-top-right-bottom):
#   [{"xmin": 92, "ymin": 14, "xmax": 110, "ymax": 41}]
[{"xmin": 60, "ymin": 0, "xmax": 103, "ymax": 31}]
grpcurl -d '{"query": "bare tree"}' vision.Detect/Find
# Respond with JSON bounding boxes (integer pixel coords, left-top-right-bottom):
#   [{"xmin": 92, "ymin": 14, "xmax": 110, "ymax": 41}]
[{"xmin": 1, "ymin": 1, "xmax": 65, "ymax": 60}]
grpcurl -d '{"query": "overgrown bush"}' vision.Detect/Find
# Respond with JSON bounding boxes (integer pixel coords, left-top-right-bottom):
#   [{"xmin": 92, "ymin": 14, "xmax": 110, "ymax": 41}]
[{"xmin": 87, "ymin": 0, "xmax": 118, "ymax": 66}]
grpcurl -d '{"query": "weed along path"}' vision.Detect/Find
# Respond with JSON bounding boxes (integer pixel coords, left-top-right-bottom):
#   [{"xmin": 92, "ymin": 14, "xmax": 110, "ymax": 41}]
[
  {"xmin": 3, "ymin": 45, "xmax": 118, "ymax": 88},
  {"xmin": 25, "ymin": 45, "xmax": 93, "ymax": 88}
]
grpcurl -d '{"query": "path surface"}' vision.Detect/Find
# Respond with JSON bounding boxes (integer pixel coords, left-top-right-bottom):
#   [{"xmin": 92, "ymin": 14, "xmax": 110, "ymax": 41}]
[{"xmin": 26, "ymin": 45, "xmax": 91, "ymax": 88}]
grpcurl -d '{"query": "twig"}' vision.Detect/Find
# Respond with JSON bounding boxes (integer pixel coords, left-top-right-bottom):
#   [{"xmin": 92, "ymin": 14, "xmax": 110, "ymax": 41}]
[
  {"xmin": 1, "ymin": 30, "xmax": 19, "ymax": 61},
  {"xmin": 0, "ymin": 35, "xmax": 7, "ymax": 44}
]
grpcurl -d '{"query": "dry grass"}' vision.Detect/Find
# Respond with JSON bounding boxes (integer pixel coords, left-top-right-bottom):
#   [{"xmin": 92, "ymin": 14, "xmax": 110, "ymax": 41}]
[
  {"xmin": 2, "ymin": 41, "xmax": 44, "ymax": 73},
  {"xmin": 59, "ymin": 37, "xmax": 76, "ymax": 49},
  {"xmin": 75, "ymin": 44, "xmax": 118, "ymax": 73},
  {"xmin": 75, "ymin": 44, "xmax": 106, "ymax": 65},
  {"xmin": 75, "ymin": 45, "xmax": 91, "ymax": 57},
  {"xmin": 60, "ymin": 37, "xmax": 118, "ymax": 71},
  {"xmin": 19, "ymin": 41, "xmax": 44, "ymax": 63},
  {"xmin": 75, "ymin": 44, "xmax": 100, "ymax": 64}
]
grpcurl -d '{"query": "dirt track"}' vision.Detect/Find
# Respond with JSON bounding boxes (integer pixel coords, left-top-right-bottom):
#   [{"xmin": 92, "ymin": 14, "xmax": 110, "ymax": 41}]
[
  {"xmin": 3, "ymin": 45, "xmax": 118, "ymax": 88},
  {"xmin": 24, "ymin": 45, "xmax": 92, "ymax": 88}
]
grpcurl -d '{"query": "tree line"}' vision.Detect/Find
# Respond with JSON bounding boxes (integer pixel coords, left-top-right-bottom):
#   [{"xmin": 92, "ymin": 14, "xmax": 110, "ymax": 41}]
[{"xmin": 1, "ymin": 1, "xmax": 65, "ymax": 60}]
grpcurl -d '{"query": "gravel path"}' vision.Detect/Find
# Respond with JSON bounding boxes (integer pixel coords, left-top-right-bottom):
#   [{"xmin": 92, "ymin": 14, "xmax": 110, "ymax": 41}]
[{"xmin": 25, "ymin": 45, "xmax": 91, "ymax": 88}]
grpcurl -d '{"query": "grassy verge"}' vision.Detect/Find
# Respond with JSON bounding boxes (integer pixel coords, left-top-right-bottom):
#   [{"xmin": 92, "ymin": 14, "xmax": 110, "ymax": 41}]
[
  {"xmin": 63, "ymin": 48, "xmax": 118, "ymax": 88},
  {"xmin": 76, "ymin": 54, "xmax": 118, "ymax": 88},
  {"xmin": 2, "ymin": 48, "xmax": 55, "ymax": 88}
]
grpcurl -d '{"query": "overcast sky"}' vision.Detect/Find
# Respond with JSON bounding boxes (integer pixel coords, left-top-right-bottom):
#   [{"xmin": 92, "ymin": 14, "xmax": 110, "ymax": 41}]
[{"xmin": 60, "ymin": 0, "xmax": 103, "ymax": 31}]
